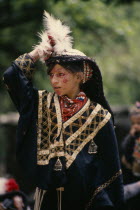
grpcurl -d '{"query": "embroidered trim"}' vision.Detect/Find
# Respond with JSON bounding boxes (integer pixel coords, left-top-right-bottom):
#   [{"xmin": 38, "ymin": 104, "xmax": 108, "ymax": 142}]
[
  {"xmin": 37, "ymin": 91, "xmax": 63, "ymax": 165},
  {"xmin": 54, "ymin": 94, "xmax": 63, "ymax": 140},
  {"xmin": 66, "ymin": 112, "xmax": 111, "ymax": 168},
  {"xmin": 38, "ymin": 150, "xmax": 50, "ymax": 155},
  {"xmin": 38, "ymin": 141, "xmax": 65, "ymax": 155},
  {"xmin": 65, "ymin": 104, "xmax": 101, "ymax": 146},
  {"xmin": 85, "ymin": 169, "xmax": 122, "ymax": 210},
  {"xmin": 37, "ymin": 91, "xmax": 44, "ymax": 147},
  {"xmin": 14, "ymin": 53, "xmax": 35, "ymax": 80},
  {"xmin": 47, "ymin": 92, "xmax": 54, "ymax": 109},
  {"xmin": 37, "ymin": 92, "xmax": 111, "ymax": 167},
  {"xmin": 38, "ymin": 152, "xmax": 65, "ymax": 165}
]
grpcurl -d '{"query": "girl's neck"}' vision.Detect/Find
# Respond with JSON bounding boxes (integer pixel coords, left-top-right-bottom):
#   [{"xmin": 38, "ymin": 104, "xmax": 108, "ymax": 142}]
[{"xmin": 65, "ymin": 89, "xmax": 81, "ymax": 99}]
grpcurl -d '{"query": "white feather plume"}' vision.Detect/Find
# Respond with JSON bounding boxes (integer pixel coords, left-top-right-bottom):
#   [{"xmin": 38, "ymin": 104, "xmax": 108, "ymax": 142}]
[
  {"xmin": 33, "ymin": 11, "xmax": 73, "ymax": 62},
  {"xmin": 33, "ymin": 31, "xmax": 51, "ymax": 62},
  {"xmin": 43, "ymin": 11, "xmax": 73, "ymax": 54}
]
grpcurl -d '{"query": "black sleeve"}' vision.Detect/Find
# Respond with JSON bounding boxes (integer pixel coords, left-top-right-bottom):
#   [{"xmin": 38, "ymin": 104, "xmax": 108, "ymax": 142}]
[{"xmin": 3, "ymin": 53, "xmax": 36, "ymax": 113}]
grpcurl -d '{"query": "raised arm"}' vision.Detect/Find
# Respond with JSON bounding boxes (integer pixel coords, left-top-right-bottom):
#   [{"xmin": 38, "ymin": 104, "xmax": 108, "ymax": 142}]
[{"xmin": 3, "ymin": 49, "xmax": 39, "ymax": 113}]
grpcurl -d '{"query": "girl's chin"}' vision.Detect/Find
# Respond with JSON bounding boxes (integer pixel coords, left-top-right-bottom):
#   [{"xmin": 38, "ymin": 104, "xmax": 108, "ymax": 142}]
[
  {"xmin": 54, "ymin": 90, "xmax": 63, "ymax": 95},
  {"xmin": 54, "ymin": 89, "xmax": 68, "ymax": 97}
]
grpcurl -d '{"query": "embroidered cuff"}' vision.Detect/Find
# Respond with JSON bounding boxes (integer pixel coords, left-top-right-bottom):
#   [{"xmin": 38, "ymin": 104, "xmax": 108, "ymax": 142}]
[{"xmin": 14, "ymin": 53, "xmax": 35, "ymax": 80}]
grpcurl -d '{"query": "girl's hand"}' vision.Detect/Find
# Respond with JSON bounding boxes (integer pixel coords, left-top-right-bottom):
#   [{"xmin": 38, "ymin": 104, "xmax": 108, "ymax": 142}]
[
  {"xmin": 29, "ymin": 47, "xmax": 53, "ymax": 63},
  {"xmin": 28, "ymin": 48, "xmax": 40, "ymax": 62}
]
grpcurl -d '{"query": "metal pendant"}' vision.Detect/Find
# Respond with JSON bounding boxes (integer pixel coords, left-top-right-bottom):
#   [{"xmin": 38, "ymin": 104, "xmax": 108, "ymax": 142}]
[
  {"xmin": 54, "ymin": 157, "xmax": 62, "ymax": 171},
  {"xmin": 88, "ymin": 139, "xmax": 98, "ymax": 154}
]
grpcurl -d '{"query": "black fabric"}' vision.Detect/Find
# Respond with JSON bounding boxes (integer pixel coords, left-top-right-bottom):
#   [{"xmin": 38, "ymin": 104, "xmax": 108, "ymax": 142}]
[
  {"xmin": 36, "ymin": 120, "xmax": 124, "ymax": 210},
  {"xmin": 3, "ymin": 64, "xmax": 38, "ymax": 184}
]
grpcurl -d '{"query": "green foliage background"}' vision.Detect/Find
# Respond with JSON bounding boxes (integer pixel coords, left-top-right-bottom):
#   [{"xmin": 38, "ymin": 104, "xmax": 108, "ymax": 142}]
[{"xmin": 0, "ymin": 0, "xmax": 140, "ymax": 113}]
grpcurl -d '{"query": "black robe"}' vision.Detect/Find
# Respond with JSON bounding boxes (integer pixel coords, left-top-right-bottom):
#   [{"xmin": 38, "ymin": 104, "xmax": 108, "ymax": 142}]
[{"xmin": 3, "ymin": 54, "xmax": 124, "ymax": 210}]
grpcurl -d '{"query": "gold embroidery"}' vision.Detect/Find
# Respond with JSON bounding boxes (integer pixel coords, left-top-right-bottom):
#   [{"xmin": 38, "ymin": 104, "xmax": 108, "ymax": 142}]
[
  {"xmin": 54, "ymin": 94, "xmax": 63, "ymax": 140},
  {"xmin": 66, "ymin": 112, "xmax": 111, "ymax": 168},
  {"xmin": 37, "ymin": 91, "xmax": 64, "ymax": 165},
  {"xmin": 14, "ymin": 54, "xmax": 35, "ymax": 80},
  {"xmin": 65, "ymin": 104, "xmax": 101, "ymax": 146},
  {"xmin": 85, "ymin": 169, "xmax": 122, "ymax": 210},
  {"xmin": 37, "ymin": 90, "xmax": 50, "ymax": 164},
  {"xmin": 37, "ymin": 92, "xmax": 111, "ymax": 167},
  {"xmin": 37, "ymin": 91, "xmax": 44, "ymax": 146},
  {"xmin": 47, "ymin": 92, "xmax": 54, "ymax": 109}
]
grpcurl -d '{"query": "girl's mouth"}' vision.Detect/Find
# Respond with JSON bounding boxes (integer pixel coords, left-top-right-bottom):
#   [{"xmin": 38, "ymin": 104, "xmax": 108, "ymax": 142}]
[{"xmin": 54, "ymin": 87, "xmax": 61, "ymax": 89}]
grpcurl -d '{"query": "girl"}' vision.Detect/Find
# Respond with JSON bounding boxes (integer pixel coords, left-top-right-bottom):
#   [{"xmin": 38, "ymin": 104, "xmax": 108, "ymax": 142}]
[{"xmin": 3, "ymin": 11, "xmax": 124, "ymax": 210}]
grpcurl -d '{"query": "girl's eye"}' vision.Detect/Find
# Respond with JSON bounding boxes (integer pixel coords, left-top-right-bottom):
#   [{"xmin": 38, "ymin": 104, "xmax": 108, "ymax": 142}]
[
  {"xmin": 58, "ymin": 73, "xmax": 65, "ymax": 76},
  {"xmin": 49, "ymin": 73, "xmax": 53, "ymax": 77}
]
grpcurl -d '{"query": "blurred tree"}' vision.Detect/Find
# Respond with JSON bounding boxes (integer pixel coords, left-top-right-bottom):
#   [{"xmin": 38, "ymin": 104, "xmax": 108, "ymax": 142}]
[
  {"xmin": 101, "ymin": 0, "xmax": 139, "ymax": 4},
  {"xmin": 51, "ymin": 0, "xmax": 140, "ymax": 105},
  {"xmin": 0, "ymin": 0, "xmax": 140, "ymax": 114}
]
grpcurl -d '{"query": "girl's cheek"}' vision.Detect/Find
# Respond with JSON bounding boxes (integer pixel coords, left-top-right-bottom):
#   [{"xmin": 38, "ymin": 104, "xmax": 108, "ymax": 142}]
[
  {"xmin": 63, "ymin": 78, "xmax": 68, "ymax": 83},
  {"xmin": 62, "ymin": 75, "xmax": 69, "ymax": 83}
]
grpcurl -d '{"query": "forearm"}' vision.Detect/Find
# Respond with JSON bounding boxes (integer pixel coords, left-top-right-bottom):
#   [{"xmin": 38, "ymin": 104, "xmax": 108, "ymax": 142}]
[
  {"xmin": 3, "ymin": 53, "xmax": 36, "ymax": 112},
  {"xmin": 14, "ymin": 53, "xmax": 36, "ymax": 81}
]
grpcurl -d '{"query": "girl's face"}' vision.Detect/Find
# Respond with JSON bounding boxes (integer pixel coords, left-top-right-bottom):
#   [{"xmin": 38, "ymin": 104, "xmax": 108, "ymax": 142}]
[
  {"xmin": 49, "ymin": 64, "xmax": 83, "ymax": 99},
  {"xmin": 130, "ymin": 114, "xmax": 140, "ymax": 134}
]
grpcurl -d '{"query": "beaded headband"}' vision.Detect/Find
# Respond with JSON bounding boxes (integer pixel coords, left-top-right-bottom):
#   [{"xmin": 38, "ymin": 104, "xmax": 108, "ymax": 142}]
[{"xmin": 83, "ymin": 61, "xmax": 93, "ymax": 83}]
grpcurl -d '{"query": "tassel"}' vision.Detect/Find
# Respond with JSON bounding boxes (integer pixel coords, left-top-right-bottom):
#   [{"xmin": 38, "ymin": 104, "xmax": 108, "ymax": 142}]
[
  {"xmin": 56, "ymin": 187, "xmax": 64, "ymax": 210},
  {"xmin": 88, "ymin": 140, "xmax": 98, "ymax": 154},
  {"xmin": 54, "ymin": 157, "xmax": 62, "ymax": 171}
]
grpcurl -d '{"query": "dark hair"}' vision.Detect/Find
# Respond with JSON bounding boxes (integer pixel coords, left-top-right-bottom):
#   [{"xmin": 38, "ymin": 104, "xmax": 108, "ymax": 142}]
[
  {"xmin": 47, "ymin": 60, "xmax": 114, "ymax": 123},
  {"xmin": 47, "ymin": 61, "xmax": 84, "ymax": 74}
]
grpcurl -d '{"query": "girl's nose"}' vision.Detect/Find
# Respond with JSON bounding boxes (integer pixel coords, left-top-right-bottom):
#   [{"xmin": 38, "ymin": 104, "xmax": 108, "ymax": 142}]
[{"xmin": 51, "ymin": 75, "xmax": 58, "ymax": 84}]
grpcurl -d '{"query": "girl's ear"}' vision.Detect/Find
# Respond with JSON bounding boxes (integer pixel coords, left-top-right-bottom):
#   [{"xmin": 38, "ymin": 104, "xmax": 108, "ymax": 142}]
[{"xmin": 76, "ymin": 72, "xmax": 84, "ymax": 81}]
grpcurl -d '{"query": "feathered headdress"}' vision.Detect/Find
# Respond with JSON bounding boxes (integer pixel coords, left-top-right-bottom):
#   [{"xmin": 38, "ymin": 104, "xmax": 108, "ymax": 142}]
[
  {"xmin": 33, "ymin": 11, "xmax": 114, "ymax": 123},
  {"xmin": 34, "ymin": 11, "xmax": 85, "ymax": 62}
]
